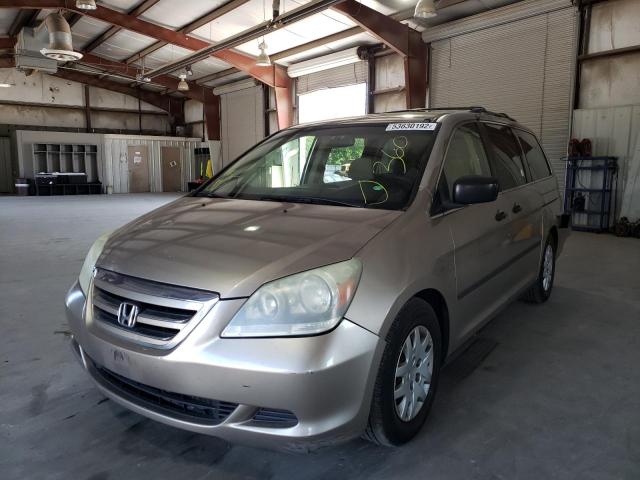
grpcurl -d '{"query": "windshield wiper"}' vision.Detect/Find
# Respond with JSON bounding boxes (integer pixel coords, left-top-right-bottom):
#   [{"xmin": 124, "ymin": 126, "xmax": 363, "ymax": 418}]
[
  {"xmin": 257, "ymin": 194, "xmax": 364, "ymax": 208},
  {"xmin": 195, "ymin": 176, "xmax": 240, "ymax": 197}
]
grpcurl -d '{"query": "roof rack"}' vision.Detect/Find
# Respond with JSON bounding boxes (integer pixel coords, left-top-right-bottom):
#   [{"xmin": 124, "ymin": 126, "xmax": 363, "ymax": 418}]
[{"xmin": 384, "ymin": 106, "xmax": 516, "ymax": 121}]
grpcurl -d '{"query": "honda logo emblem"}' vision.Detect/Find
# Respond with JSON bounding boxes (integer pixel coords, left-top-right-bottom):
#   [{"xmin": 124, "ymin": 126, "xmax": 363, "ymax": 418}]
[{"xmin": 117, "ymin": 302, "xmax": 139, "ymax": 328}]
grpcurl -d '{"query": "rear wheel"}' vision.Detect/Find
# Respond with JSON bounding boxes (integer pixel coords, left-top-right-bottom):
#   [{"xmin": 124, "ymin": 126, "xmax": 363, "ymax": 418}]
[
  {"xmin": 521, "ymin": 236, "xmax": 556, "ymax": 304},
  {"xmin": 364, "ymin": 298, "xmax": 441, "ymax": 446}
]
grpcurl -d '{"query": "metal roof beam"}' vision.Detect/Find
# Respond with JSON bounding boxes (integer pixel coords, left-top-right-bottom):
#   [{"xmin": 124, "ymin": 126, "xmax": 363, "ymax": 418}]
[
  {"xmin": 1, "ymin": 0, "xmax": 292, "ymax": 128},
  {"xmin": 0, "ymin": 36, "xmax": 16, "ymax": 49},
  {"xmin": 331, "ymin": 0, "xmax": 427, "ymax": 108},
  {"xmin": 82, "ymin": 0, "xmax": 161, "ymax": 53},
  {"xmin": 8, "ymin": 8, "xmax": 40, "ymax": 37},
  {"xmin": 124, "ymin": 0, "xmax": 251, "ymax": 65},
  {"xmin": 79, "ymin": 52, "xmax": 213, "ymax": 103},
  {"xmin": 0, "ymin": 56, "xmax": 184, "ymax": 120},
  {"xmin": 54, "ymin": 68, "xmax": 185, "ymax": 123}
]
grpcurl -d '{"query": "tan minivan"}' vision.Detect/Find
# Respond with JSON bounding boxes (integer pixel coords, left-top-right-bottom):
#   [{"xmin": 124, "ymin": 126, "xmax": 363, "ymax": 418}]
[{"xmin": 66, "ymin": 107, "xmax": 568, "ymax": 450}]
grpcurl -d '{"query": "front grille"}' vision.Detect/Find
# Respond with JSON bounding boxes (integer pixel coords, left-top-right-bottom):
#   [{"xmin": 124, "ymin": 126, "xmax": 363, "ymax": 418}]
[
  {"xmin": 93, "ymin": 287, "xmax": 193, "ymax": 340},
  {"xmin": 90, "ymin": 268, "xmax": 218, "ymax": 346},
  {"xmin": 251, "ymin": 408, "xmax": 298, "ymax": 428},
  {"xmin": 89, "ymin": 358, "xmax": 237, "ymax": 425}
]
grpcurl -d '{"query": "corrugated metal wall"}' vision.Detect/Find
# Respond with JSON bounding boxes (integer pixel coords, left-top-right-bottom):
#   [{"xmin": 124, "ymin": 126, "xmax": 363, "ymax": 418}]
[
  {"xmin": 102, "ymin": 135, "xmax": 201, "ymax": 194},
  {"xmin": 573, "ymin": 106, "xmax": 640, "ymax": 220},
  {"xmin": 428, "ymin": 0, "xmax": 577, "ymax": 193},
  {"xmin": 220, "ymin": 84, "xmax": 265, "ymax": 167},
  {"xmin": 373, "ymin": 54, "xmax": 406, "ymax": 113}
]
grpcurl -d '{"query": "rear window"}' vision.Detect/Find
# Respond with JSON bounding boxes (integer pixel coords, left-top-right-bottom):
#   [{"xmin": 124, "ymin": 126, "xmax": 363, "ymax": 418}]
[{"xmin": 515, "ymin": 129, "xmax": 552, "ymax": 181}]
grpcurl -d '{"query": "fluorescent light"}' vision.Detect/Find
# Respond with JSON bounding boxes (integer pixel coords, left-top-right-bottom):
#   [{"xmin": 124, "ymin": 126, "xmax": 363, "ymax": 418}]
[
  {"xmin": 0, "ymin": 83, "xmax": 12, "ymax": 88},
  {"xmin": 287, "ymin": 47, "xmax": 361, "ymax": 78},
  {"xmin": 244, "ymin": 225, "xmax": 261, "ymax": 232}
]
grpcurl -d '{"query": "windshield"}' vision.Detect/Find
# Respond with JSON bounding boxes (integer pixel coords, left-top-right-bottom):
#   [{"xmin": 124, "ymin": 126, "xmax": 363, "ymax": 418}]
[{"xmin": 197, "ymin": 124, "xmax": 438, "ymax": 210}]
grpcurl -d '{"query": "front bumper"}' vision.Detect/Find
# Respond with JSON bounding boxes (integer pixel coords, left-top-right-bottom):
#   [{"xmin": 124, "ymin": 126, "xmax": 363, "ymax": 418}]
[{"xmin": 65, "ymin": 281, "xmax": 382, "ymax": 451}]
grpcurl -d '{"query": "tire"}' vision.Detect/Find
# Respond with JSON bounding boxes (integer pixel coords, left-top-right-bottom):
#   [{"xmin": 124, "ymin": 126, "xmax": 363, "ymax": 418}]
[
  {"xmin": 364, "ymin": 298, "xmax": 442, "ymax": 446},
  {"xmin": 521, "ymin": 235, "xmax": 556, "ymax": 304}
]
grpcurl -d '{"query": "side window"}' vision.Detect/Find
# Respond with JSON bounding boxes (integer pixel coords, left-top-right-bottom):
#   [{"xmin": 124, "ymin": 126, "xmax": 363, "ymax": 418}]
[
  {"xmin": 441, "ymin": 123, "xmax": 492, "ymax": 200},
  {"xmin": 323, "ymin": 138, "xmax": 364, "ymax": 183},
  {"xmin": 514, "ymin": 130, "xmax": 552, "ymax": 181},
  {"xmin": 483, "ymin": 123, "xmax": 527, "ymax": 190}
]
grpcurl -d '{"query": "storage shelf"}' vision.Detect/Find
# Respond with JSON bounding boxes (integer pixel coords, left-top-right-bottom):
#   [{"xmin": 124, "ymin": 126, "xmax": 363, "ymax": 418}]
[
  {"xmin": 564, "ymin": 156, "xmax": 618, "ymax": 233},
  {"xmin": 573, "ymin": 209, "xmax": 611, "ymax": 216},
  {"xmin": 31, "ymin": 143, "xmax": 99, "ymax": 182},
  {"xmin": 566, "ymin": 187, "xmax": 612, "ymax": 193},
  {"xmin": 35, "ymin": 183, "xmax": 102, "ymax": 196}
]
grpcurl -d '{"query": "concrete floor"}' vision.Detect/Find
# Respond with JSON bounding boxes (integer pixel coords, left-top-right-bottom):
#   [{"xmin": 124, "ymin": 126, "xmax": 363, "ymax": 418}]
[{"xmin": 1, "ymin": 194, "xmax": 639, "ymax": 480}]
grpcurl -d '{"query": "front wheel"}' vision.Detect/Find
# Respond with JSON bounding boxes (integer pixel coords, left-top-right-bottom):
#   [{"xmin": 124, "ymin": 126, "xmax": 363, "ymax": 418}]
[
  {"xmin": 521, "ymin": 236, "xmax": 556, "ymax": 303},
  {"xmin": 364, "ymin": 298, "xmax": 442, "ymax": 446}
]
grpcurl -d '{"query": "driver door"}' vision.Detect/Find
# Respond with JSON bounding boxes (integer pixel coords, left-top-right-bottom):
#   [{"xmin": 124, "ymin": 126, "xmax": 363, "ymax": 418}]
[{"xmin": 433, "ymin": 123, "xmax": 514, "ymax": 342}]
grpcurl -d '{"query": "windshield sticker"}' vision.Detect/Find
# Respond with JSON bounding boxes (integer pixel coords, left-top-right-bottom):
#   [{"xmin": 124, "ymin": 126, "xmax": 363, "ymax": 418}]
[{"xmin": 386, "ymin": 123, "xmax": 437, "ymax": 132}]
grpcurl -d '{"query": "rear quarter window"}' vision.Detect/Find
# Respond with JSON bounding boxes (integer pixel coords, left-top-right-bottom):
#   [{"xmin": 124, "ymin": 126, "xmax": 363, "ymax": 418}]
[{"xmin": 515, "ymin": 130, "xmax": 552, "ymax": 181}]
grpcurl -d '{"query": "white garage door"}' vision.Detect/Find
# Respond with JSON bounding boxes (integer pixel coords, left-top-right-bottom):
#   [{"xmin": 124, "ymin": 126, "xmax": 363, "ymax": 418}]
[
  {"xmin": 426, "ymin": 0, "xmax": 578, "ymax": 192},
  {"xmin": 219, "ymin": 81, "xmax": 265, "ymax": 167}
]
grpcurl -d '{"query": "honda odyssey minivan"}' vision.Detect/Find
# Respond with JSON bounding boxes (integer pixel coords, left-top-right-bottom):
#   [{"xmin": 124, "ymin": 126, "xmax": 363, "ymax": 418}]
[{"xmin": 66, "ymin": 107, "xmax": 568, "ymax": 450}]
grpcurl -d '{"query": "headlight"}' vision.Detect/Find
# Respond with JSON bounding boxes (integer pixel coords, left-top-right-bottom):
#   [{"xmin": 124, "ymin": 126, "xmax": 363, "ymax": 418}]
[
  {"xmin": 221, "ymin": 259, "xmax": 362, "ymax": 338},
  {"xmin": 78, "ymin": 232, "xmax": 111, "ymax": 294}
]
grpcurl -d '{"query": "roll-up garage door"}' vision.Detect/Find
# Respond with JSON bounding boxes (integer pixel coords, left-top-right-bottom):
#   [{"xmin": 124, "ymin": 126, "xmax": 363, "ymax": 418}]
[
  {"xmin": 296, "ymin": 61, "xmax": 367, "ymax": 95},
  {"xmin": 218, "ymin": 80, "xmax": 265, "ymax": 167},
  {"xmin": 426, "ymin": 0, "xmax": 577, "ymax": 192}
]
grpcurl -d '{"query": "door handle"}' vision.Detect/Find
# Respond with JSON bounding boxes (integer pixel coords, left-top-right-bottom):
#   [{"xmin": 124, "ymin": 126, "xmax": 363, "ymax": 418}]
[
  {"xmin": 495, "ymin": 210, "xmax": 507, "ymax": 222},
  {"xmin": 512, "ymin": 203, "xmax": 522, "ymax": 214}
]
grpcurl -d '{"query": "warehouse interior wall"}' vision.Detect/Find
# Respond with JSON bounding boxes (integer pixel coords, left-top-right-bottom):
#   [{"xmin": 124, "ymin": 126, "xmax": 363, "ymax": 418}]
[
  {"xmin": 373, "ymin": 53, "xmax": 407, "ymax": 113},
  {"xmin": 573, "ymin": 0, "xmax": 640, "ymax": 220},
  {"xmin": 185, "ymin": 99, "xmax": 205, "ymax": 140},
  {"xmin": 0, "ymin": 70, "xmax": 171, "ymax": 134},
  {"xmin": 219, "ymin": 82, "xmax": 264, "ymax": 168}
]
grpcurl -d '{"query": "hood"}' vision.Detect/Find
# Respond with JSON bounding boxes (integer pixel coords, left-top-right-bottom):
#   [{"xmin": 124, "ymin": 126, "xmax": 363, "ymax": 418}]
[{"xmin": 98, "ymin": 196, "xmax": 401, "ymax": 298}]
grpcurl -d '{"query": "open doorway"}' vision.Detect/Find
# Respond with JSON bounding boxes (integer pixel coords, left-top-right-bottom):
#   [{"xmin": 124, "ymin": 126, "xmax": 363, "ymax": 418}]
[{"xmin": 298, "ymin": 83, "xmax": 367, "ymax": 124}]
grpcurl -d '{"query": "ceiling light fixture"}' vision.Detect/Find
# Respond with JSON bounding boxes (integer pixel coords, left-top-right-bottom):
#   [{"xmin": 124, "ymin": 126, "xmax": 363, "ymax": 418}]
[
  {"xmin": 0, "ymin": 82, "xmax": 12, "ymax": 88},
  {"xmin": 185, "ymin": 65, "xmax": 193, "ymax": 76},
  {"xmin": 177, "ymin": 73, "xmax": 189, "ymax": 91},
  {"xmin": 256, "ymin": 41, "xmax": 271, "ymax": 67},
  {"xmin": 76, "ymin": 0, "xmax": 97, "ymax": 10},
  {"xmin": 414, "ymin": 0, "xmax": 437, "ymax": 19},
  {"xmin": 39, "ymin": 12, "xmax": 83, "ymax": 61}
]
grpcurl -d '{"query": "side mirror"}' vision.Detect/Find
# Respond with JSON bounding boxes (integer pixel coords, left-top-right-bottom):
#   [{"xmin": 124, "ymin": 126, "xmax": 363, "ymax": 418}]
[{"xmin": 453, "ymin": 175, "xmax": 499, "ymax": 204}]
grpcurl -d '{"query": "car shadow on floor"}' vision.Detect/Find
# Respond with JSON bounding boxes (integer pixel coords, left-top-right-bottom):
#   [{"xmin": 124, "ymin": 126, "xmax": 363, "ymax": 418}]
[
  {"xmin": 89, "ymin": 291, "xmax": 573, "ymax": 478},
  {"xmin": 56, "ymin": 283, "xmax": 640, "ymax": 480}
]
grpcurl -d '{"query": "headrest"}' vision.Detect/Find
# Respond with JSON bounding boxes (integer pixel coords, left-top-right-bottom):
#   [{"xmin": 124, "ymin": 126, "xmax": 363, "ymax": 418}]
[{"xmin": 349, "ymin": 156, "xmax": 374, "ymax": 181}]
